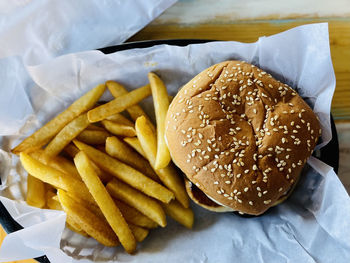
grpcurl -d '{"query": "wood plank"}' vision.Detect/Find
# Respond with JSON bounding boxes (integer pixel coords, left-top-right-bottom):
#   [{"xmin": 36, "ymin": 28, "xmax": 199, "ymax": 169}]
[{"xmin": 129, "ymin": 19, "xmax": 350, "ymax": 119}]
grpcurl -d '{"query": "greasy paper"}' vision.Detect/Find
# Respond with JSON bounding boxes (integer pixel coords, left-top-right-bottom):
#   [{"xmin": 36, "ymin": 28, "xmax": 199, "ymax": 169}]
[{"xmin": 1, "ymin": 23, "xmax": 350, "ymax": 263}]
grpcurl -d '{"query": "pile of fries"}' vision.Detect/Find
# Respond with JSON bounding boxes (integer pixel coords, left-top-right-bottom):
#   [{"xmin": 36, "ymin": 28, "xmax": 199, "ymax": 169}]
[{"xmin": 12, "ymin": 73, "xmax": 193, "ymax": 254}]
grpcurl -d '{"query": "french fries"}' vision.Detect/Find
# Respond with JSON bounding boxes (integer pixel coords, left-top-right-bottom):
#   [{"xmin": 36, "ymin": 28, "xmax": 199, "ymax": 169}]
[
  {"xmin": 136, "ymin": 116, "xmax": 189, "ymax": 208},
  {"xmin": 63, "ymin": 143, "xmax": 80, "ymax": 158},
  {"xmin": 73, "ymin": 140, "xmax": 174, "ymax": 203},
  {"xmin": 105, "ymin": 136, "xmax": 158, "ymax": 181},
  {"xmin": 123, "ymin": 137, "xmax": 147, "ymax": 158},
  {"xmin": 114, "ymin": 199, "xmax": 158, "ymax": 229},
  {"xmin": 163, "ymin": 200, "xmax": 194, "ymax": 229},
  {"xmin": 20, "ymin": 153, "xmax": 95, "ymax": 205},
  {"xmin": 12, "ymin": 84, "xmax": 105, "ymax": 154},
  {"xmin": 148, "ymin": 72, "xmax": 171, "ymax": 169},
  {"xmin": 106, "ymin": 113, "xmax": 134, "ymax": 126},
  {"xmin": 30, "ymin": 150, "xmax": 81, "ymax": 181},
  {"xmin": 129, "ymin": 224, "xmax": 149, "ymax": 242},
  {"xmin": 74, "ymin": 151, "xmax": 136, "ymax": 253},
  {"xmin": 58, "ymin": 189, "xmax": 119, "ymax": 247},
  {"xmin": 107, "ymin": 179, "xmax": 166, "ymax": 227},
  {"xmin": 101, "ymin": 120, "xmax": 136, "ymax": 137},
  {"xmin": 16, "ymin": 75, "xmax": 194, "ymax": 252},
  {"xmin": 87, "ymin": 84, "xmax": 151, "ymax": 123},
  {"xmin": 26, "ymin": 174, "xmax": 46, "ymax": 208},
  {"xmin": 106, "ymin": 81, "xmax": 152, "ymax": 124},
  {"xmin": 43, "ymin": 114, "xmax": 90, "ymax": 159},
  {"xmin": 76, "ymin": 130, "xmax": 110, "ymax": 145},
  {"xmin": 86, "ymin": 124, "xmax": 105, "ymax": 131}
]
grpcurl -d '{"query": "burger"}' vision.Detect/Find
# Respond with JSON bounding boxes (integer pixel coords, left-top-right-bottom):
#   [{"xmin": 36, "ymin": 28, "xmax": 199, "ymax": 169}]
[{"xmin": 165, "ymin": 61, "xmax": 321, "ymax": 215}]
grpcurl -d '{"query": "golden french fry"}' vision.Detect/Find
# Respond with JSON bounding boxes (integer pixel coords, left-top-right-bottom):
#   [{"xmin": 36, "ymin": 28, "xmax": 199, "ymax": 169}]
[
  {"xmin": 47, "ymin": 194, "xmax": 61, "ymax": 210},
  {"xmin": 48, "ymin": 195, "xmax": 89, "ymax": 237},
  {"xmin": 163, "ymin": 200, "xmax": 194, "ymax": 229},
  {"xmin": 106, "ymin": 179, "xmax": 166, "ymax": 227},
  {"xmin": 148, "ymin": 72, "xmax": 171, "ymax": 169},
  {"xmin": 12, "ymin": 84, "xmax": 106, "ymax": 154},
  {"xmin": 20, "ymin": 153, "xmax": 95, "ymax": 205},
  {"xmin": 123, "ymin": 137, "xmax": 147, "ymax": 158},
  {"xmin": 74, "ymin": 151, "xmax": 136, "ymax": 253},
  {"xmin": 86, "ymin": 124, "xmax": 105, "ymax": 131},
  {"xmin": 30, "ymin": 150, "xmax": 81, "ymax": 181},
  {"xmin": 43, "ymin": 114, "xmax": 90, "ymax": 159},
  {"xmin": 105, "ymin": 136, "xmax": 158, "ymax": 181},
  {"xmin": 76, "ymin": 130, "xmax": 110, "ymax": 145},
  {"xmin": 63, "ymin": 143, "xmax": 80, "ymax": 158},
  {"xmin": 87, "ymin": 84, "xmax": 151, "ymax": 123},
  {"xmin": 26, "ymin": 174, "xmax": 46, "ymax": 208},
  {"xmin": 101, "ymin": 120, "xmax": 136, "ymax": 137},
  {"xmin": 106, "ymin": 113, "xmax": 134, "ymax": 127},
  {"xmin": 106, "ymin": 81, "xmax": 153, "ymax": 124},
  {"xmin": 58, "ymin": 189, "xmax": 119, "ymax": 247},
  {"xmin": 129, "ymin": 224, "xmax": 149, "ymax": 242},
  {"xmin": 114, "ymin": 199, "xmax": 158, "ymax": 229},
  {"xmin": 135, "ymin": 116, "xmax": 189, "ymax": 208},
  {"xmin": 63, "ymin": 144, "xmax": 112, "ymax": 183},
  {"xmin": 73, "ymin": 140, "xmax": 174, "ymax": 203}
]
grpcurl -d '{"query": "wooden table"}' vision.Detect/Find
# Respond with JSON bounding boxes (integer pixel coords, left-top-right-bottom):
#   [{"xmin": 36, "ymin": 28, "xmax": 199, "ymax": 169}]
[{"xmin": 1, "ymin": 1, "xmax": 349, "ymax": 262}]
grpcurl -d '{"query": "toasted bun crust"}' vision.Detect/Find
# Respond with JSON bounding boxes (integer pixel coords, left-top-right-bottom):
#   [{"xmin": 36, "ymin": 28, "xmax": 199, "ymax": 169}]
[{"xmin": 165, "ymin": 61, "xmax": 320, "ymax": 215}]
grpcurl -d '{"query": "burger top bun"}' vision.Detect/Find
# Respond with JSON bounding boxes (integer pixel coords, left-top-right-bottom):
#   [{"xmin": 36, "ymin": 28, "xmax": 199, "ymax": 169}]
[{"xmin": 165, "ymin": 61, "xmax": 321, "ymax": 215}]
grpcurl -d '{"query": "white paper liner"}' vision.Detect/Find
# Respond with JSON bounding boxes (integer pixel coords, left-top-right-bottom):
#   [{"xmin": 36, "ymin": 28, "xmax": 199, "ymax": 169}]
[{"xmin": 1, "ymin": 23, "xmax": 350, "ymax": 263}]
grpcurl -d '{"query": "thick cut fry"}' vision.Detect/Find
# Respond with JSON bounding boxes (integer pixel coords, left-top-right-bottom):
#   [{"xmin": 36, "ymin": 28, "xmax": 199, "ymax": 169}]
[
  {"xmin": 129, "ymin": 224, "xmax": 149, "ymax": 242},
  {"xmin": 46, "ymin": 192, "xmax": 89, "ymax": 236},
  {"xmin": 77, "ymin": 130, "xmax": 110, "ymax": 145},
  {"xmin": 64, "ymin": 143, "xmax": 80, "ymax": 158},
  {"xmin": 26, "ymin": 174, "xmax": 46, "ymax": 208},
  {"xmin": 73, "ymin": 140, "xmax": 174, "ymax": 203},
  {"xmin": 148, "ymin": 72, "xmax": 171, "ymax": 169},
  {"xmin": 88, "ymin": 84, "xmax": 151, "ymax": 123},
  {"xmin": 43, "ymin": 114, "xmax": 90, "ymax": 159},
  {"xmin": 86, "ymin": 124, "xmax": 105, "ymax": 131},
  {"xmin": 106, "ymin": 81, "xmax": 153, "ymax": 124},
  {"xmin": 30, "ymin": 150, "xmax": 81, "ymax": 181},
  {"xmin": 105, "ymin": 136, "xmax": 158, "ymax": 181},
  {"xmin": 107, "ymin": 179, "xmax": 166, "ymax": 227},
  {"xmin": 12, "ymin": 84, "xmax": 106, "ymax": 154},
  {"xmin": 47, "ymin": 194, "xmax": 62, "ymax": 211},
  {"xmin": 114, "ymin": 199, "xmax": 158, "ymax": 229},
  {"xmin": 74, "ymin": 151, "xmax": 136, "ymax": 254},
  {"xmin": 123, "ymin": 137, "xmax": 147, "ymax": 158},
  {"xmin": 58, "ymin": 189, "xmax": 119, "ymax": 247},
  {"xmin": 163, "ymin": 200, "xmax": 194, "ymax": 229},
  {"xmin": 106, "ymin": 113, "xmax": 134, "ymax": 126},
  {"xmin": 136, "ymin": 116, "xmax": 189, "ymax": 208},
  {"xmin": 20, "ymin": 153, "xmax": 95, "ymax": 205},
  {"xmin": 101, "ymin": 120, "xmax": 136, "ymax": 137},
  {"xmin": 63, "ymin": 144, "xmax": 112, "ymax": 183}
]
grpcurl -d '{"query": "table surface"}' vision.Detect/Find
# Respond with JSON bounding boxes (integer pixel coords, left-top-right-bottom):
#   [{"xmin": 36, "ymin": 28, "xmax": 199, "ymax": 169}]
[{"xmin": 1, "ymin": 1, "xmax": 349, "ymax": 262}]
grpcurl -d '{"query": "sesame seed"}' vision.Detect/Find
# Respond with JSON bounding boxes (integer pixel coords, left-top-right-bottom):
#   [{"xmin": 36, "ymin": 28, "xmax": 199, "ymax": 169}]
[
  {"xmin": 244, "ymin": 187, "xmax": 249, "ymax": 192},
  {"xmin": 225, "ymin": 181, "xmax": 231, "ymax": 184},
  {"xmin": 249, "ymin": 201, "xmax": 254, "ymax": 205}
]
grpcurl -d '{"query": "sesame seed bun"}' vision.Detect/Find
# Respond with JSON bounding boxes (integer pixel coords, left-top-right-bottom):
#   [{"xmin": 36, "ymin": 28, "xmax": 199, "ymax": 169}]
[{"xmin": 165, "ymin": 61, "xmax": 321, "ymax": 215}]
